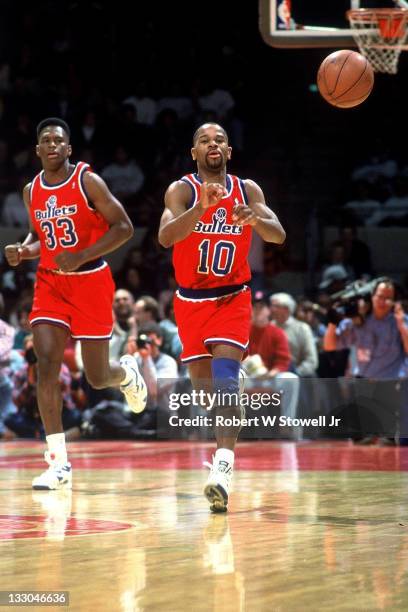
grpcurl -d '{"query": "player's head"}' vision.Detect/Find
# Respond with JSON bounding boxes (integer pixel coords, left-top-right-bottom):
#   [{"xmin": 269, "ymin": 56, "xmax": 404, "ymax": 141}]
[
  {"xmin": 36, "ymin": 117, "xmax": 72, "ymax": 168},
  {"xmin": 37, "ymin": 118, "xmax": 70, "ymax": 142},
  {"xmin": 191, "ymin": 123, "xmax": 231, "ymax": 172}
]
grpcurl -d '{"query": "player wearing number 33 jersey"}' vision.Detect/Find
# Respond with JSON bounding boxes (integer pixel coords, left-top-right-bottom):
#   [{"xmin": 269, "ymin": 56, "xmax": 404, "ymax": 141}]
[
  {"xmin": 28, "ymin": 160, "xmax": 114, "ymax": 339},
  {"xmin": 3, "ymin": 118, "xmax": 148, "ymax": 492},
  {"xmin": 29, "ymin": 161, "xmax": 109, "ymax": 271}
]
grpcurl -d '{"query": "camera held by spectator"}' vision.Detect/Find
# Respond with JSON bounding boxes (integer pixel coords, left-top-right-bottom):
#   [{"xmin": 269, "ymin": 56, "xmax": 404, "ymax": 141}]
[
  {"xmin": 327, "ymin": 276, "xmax": 390, "ymax": 326},
  {"xmin": 136, "ymin": 333, "xmax": 155, "ymax": 351}
]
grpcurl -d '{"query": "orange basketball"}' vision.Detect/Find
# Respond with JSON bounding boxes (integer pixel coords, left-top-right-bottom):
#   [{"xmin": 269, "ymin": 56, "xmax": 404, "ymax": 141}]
[{"xmin": 317, "ymin": 50, "xmax": 374, "ymax": 109}]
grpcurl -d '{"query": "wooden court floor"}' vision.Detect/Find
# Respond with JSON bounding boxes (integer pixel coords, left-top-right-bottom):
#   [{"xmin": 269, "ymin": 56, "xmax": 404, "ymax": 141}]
[{"xmin": 1, "ymin": 440, "xmax": 408, "ymax": 611}]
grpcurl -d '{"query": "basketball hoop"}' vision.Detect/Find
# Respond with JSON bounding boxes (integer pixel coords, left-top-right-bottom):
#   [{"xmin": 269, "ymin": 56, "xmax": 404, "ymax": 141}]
[{"xmin": 347, "ymin": 8, "xmax": 408, "ymax": 74}]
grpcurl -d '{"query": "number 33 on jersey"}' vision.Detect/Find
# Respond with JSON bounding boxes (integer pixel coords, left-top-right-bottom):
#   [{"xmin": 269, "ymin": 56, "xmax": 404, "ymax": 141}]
[
  {"xmin": 29, "ymin": 162, "xmax": 109, "ymax": 270},
  {"xmin": 173, "ymin": 173, "xmax": 252, "ymax": 288}
]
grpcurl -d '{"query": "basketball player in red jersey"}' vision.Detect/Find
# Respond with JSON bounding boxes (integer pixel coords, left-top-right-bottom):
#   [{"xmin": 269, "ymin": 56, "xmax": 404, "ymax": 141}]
[
  {"xmin": 4, "ymin": 118, "xmax": 147, "ymax": 490},
  {"xmin": 159, "ymin": 123, "xmax": 286, "ymax": 511}
]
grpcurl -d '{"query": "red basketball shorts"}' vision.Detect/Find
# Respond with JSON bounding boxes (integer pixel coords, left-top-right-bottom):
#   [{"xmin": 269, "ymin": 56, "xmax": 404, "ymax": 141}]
[
  {"xmin": 29, "ymin": 264, "xmax": 115, "ymax": 339},
  {"xmin": 174, "ymin": 287, "xmax": 252, "ymax": 363}
]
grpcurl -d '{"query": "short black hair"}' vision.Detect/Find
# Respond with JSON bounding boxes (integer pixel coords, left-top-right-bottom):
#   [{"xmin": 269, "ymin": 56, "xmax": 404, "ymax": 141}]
[
  {"xmin": 192, "ymin": 123, "xmax": 228, "ymax": 145},
  {"xmin": 36, "ymin": 117, "xmax": 71, "ymax": 141}
]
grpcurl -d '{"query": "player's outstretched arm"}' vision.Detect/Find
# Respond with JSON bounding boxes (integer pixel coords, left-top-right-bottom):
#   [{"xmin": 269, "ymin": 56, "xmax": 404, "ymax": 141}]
[
  {"xmin": 54, "ymin": 172, "xmax": 133, "ymax": 272},
  {"xmin": 4, "ymin": 183, "xmax": 40, "ymax": 267},
  {"xmin": 232, "ymin": 179, "xmax": 286, "ymax": 244}
]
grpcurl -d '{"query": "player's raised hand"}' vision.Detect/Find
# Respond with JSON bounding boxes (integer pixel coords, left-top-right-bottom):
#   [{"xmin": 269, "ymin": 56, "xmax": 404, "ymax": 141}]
[
  {"xmin": 55, "ymin": 251, "xmax": 85, "ymax": 272},
  {"xmin": 232, "ymin": 204, "xmax": 258, "ymax": 226},
  {"xmin": 198, "ymin": 182, "xmax": 227, "ymax": 209}
]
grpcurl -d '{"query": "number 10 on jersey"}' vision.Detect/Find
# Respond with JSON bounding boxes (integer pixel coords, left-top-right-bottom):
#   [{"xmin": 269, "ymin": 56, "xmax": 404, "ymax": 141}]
[{"xmin": 197, "ymin": 239, "xmax": 236, "ymax": 276}]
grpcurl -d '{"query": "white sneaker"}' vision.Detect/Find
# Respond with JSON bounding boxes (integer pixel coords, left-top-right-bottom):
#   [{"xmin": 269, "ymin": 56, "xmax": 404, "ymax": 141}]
[
  {"xmin": 32, "ymin": 452, "xmax": 72, "ymax": 490},
  {"xmin": 203, "ymin": 457, "xmax": 233, "ymax": 513},
  {"xmin": 119, "ymin": 354, "xmax": 147, "ymax": 414}
]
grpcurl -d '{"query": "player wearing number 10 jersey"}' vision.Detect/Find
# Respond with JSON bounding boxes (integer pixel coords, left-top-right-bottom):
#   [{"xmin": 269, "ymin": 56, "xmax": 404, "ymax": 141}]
[
  {"xmin": 159, "ymin": 123, "xmax": 286, "ymax": 512},
  {"xmin": 4, "ymin": 118, "xmax": 147, "ymax": 491}
]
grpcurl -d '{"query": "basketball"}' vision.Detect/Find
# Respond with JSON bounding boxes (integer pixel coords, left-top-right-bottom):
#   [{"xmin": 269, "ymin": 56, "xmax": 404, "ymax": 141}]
[{"xmin": 317, "ymin": 50, "xmax": 374, "ymax": 109}]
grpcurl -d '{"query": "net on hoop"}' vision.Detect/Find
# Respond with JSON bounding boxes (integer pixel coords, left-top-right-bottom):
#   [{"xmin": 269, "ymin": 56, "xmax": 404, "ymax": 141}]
[{"xmin": 347, "ymin": 8, "xmax": 408, "ymax": 74}]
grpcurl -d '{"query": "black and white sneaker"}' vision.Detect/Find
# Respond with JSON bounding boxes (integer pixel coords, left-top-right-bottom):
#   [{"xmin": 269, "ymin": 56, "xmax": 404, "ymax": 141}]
[
  {"xmin": 203, "ymin": 457, "xmax": 233, "ymax": 513},
  {"xmin": 119, "ymin": 354, "xmax": 147, "ymax": 414},
  {"xmin": 32, "ymin": 452, "xmax": 72, "ymax": 490}
]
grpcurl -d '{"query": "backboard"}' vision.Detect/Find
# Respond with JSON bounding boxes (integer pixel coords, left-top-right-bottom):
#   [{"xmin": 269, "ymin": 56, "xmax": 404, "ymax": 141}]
[{"xmin": 259, "ymin": 1, "xmax": 399, "ymax": 48}]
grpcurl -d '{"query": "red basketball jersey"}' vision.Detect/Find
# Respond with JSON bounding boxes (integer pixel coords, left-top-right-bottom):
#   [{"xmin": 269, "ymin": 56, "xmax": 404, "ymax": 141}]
[
  {"xmin": 173, "ymin": 173, "xmax": 252, "ymax": 289},
  {"xmin": 29, "ymin": 162, "xmax": 109, "ymax": 270}
]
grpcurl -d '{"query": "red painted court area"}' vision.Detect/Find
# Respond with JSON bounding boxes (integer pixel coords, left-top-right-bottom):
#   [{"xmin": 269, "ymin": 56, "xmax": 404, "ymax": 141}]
[
  {"xmin": 1, "ymin": 440, "xmax": 408, "ymax": 472},
  {"xmin": 0, "ymin": 515, "xmax": 133, "ymax": 540}
]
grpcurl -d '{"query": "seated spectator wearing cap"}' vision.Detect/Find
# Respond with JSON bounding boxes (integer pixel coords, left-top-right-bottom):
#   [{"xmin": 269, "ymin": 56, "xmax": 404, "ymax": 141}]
[
  {"xmin": 246, "ymin": 292, "xmax": 300, "ymax": 432},
  {"xmin": 318, "ymin": 264, "xmax": 349, "ymax": 295},
  {"xmin": 270, "ymin": 293, "xmax": 318, "ymax": 377}
]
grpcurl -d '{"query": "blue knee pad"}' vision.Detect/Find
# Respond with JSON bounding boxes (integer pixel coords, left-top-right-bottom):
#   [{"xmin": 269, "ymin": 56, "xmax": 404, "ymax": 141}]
[{"xmin": 211, "ymin": 358, "xmax": 240, "ymax": 395}]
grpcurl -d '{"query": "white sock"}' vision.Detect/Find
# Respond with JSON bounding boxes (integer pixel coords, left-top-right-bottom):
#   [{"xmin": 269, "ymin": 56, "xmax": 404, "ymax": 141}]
[
  {"xmin": 215, "ymin": 448, "xmax": 235, "ymax": 467},
  {"xmin": 46, "ymin": 433, "xmax": 68, "ymax": 465}
]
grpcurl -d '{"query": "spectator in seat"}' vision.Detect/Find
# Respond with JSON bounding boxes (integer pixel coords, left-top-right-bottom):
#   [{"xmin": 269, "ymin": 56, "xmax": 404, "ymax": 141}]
[
  {"xmin": 246, "ymin": 291, "xmax": 300, "ymax": 435},
  {"xmin": 270, "ymin": 292, "xmax": 318, "ymax": 377}
]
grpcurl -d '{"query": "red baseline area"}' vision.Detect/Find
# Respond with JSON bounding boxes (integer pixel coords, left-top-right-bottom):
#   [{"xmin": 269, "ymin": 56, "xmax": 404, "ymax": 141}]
[{"xmin": 0, "ymin": 441, "xmax": 407, "ymax": 471}]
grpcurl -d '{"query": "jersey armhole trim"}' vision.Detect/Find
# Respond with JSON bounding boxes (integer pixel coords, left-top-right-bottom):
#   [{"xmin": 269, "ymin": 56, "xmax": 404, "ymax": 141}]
[
  {"xmin": 28, "ymin": 177, "xmax": 37, "ymax": 206},
  {"xmin": 79, "ymin": 164, "xmax": 96, "ymax": 210},
  {"xmin": 180, "ymin": 177, "xmax": 198, "ymax": 209},
  {"xmin": 238, "ymin": 178, "xmax": 249, "ymax": 206}
]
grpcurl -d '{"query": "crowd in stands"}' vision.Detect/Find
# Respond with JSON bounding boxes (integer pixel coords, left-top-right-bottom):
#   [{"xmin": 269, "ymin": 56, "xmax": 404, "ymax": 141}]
[{"xmin": 0, "ymin": 236, "xmax": 376, "ymax": 442}]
